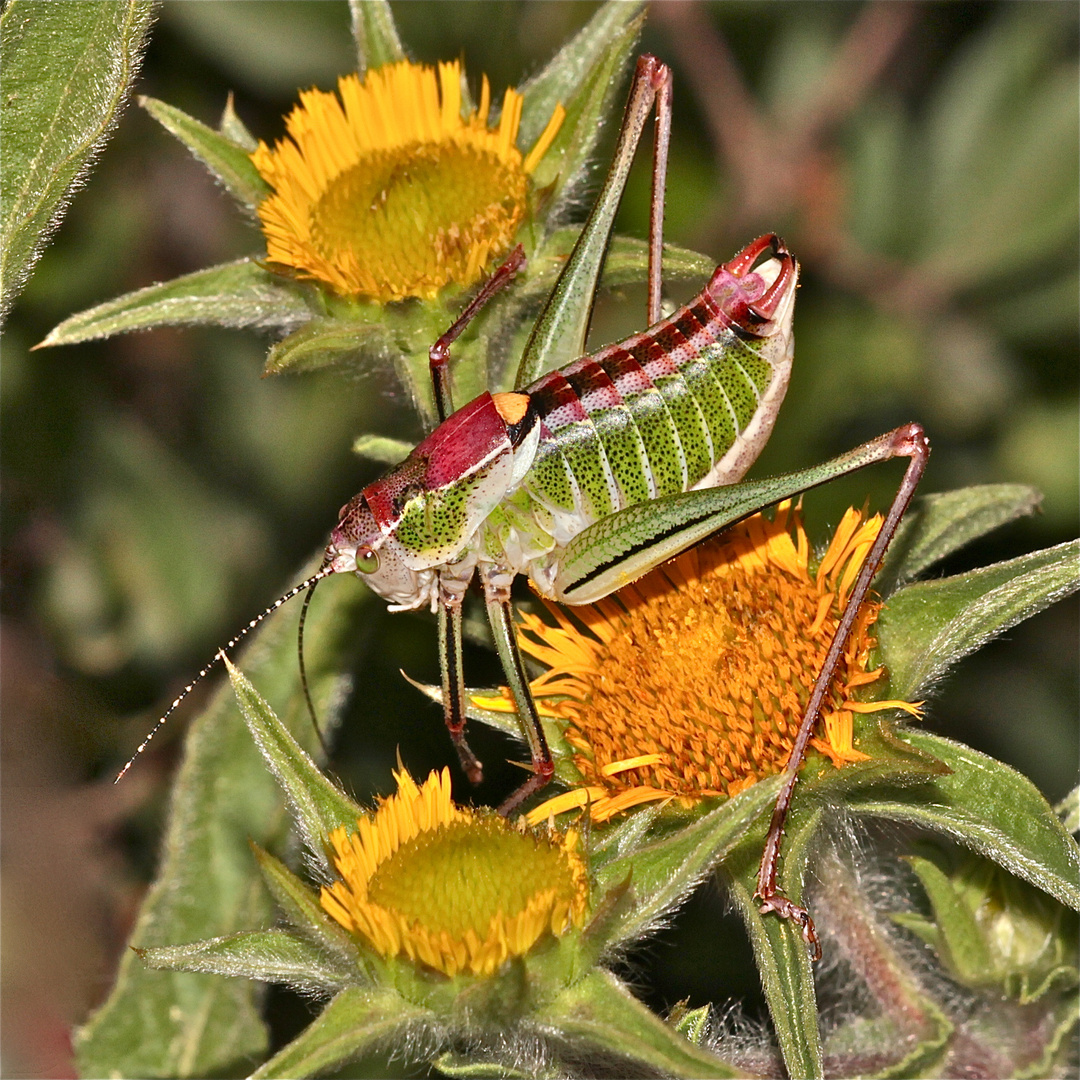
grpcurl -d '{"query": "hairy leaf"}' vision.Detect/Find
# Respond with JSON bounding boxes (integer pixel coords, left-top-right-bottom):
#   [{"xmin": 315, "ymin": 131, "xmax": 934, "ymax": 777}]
[
  {"xmin": 518, "ymin": 1, "xmax": 646, "ymax": 165},
  {"xmin": 264, "ymin": 316, "xmax": 392, "ymax": 375},
  {"xmin": 219, "ymin": 92, "xmax": 257, "ymax": 150},
  {"xmin": 0, "ymin": 0, "xmax": 153, "ymax": 320},
  {"xmin": 140, "ymin": 95, "xmax": 269, "ymax": 212},
  {"xmin": 814, "ymin": 851, "xmax": 953, "ymax": 1079},
  {"xmin": 596, "ymin": 778, "xmax": 781, "ymax": 947},
  {"xmin": 74, "ymin": 564, "xmax": 371, "ymax": 1078},
  {"xmin": 879, "ymin": 540, "xmax": 1080, "ymax": 699},
  {"xmin": 250, "ymin": 986, "xmax": 425, "ymax": 1080},
  {"xmin": 38, "ymin": 258, "xmax": 314, "ymax": 346},
  {"xmin": 881, "ymin": 483, "xmax": 1042, "ymax": 588},
  {"xmin": 250, "ymin": 844, "xmax": 365, "ymax": 973},
  {"xmin": 139, "ymin": 928, "xmax": 353, "ymax": 993},
  {"xmin": 538, "ymin": 969, "xmax": 741, "ymax": 1079},
  {"xmin": 225, "ymin": 656, "xmax": 363, "ymax": 868},
  {"xmin": 349, "ymin": 0, "xmax": 404, "ymax": 74},
  {"xmin": 899, "ymin": 856, "xmax": 996, "ymax": 982},
  {"xmin": 852, "ymin": 731, "xmax": 1080, "ymax": 912}
]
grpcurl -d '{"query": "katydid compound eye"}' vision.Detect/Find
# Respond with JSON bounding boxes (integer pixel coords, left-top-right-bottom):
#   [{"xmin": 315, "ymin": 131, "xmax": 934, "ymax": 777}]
[{"xmin": 356, "ymin": 547, "xmax": 379, "ymax": 574}]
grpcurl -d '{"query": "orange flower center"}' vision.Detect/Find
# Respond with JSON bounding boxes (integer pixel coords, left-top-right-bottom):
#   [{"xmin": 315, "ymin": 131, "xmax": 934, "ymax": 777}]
[{"xmin": 558, "ymin": 547, "xmax": 876, "ymax": 801}]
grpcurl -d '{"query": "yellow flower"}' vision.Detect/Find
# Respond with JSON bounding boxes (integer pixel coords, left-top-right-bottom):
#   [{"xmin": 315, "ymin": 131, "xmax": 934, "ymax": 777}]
[
  {"xmin": 320, "ymin": 767, "xmax": 588, "ymax": 978},
  {"xmin": 473, "ymin": 503, "xmax": 921, "ymax": 825},
  {"xmin": 251, "ymin": 60, "xmax": 565, "ymax": 303}
]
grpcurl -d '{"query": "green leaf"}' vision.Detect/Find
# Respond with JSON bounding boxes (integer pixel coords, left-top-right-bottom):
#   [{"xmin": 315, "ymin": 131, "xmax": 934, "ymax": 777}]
[
  {"xmin": 668, "ymin": 1002, "xmax": 713, "ymax": 1045},
  {"xmin": 538, "ymin": 969, "xmax": 741, "ymax": 1079},
  {"xmin": 596, "ymin": 778, "xmax": 782, "ymax": 947},
  {"xmin": 139, "ymin": 928, "xmax": 354, "ymax": 993},
  {"xmin": 724, "ymin": 807, "xmax": 824, "ymax": 1080},
  {"xmin": 74, "ymin": 563, "xmax": 371, "ymax": 1079},
  {"xmin": 589, "ymin": 803, "xmax": 663, "ymax": 859},
  {"xmin": 518, "ymin": 0, "xmax": 645, "ymax": 154},
  {"xmin": 140, "ymin": 95, "xmax": 270, "ymax": 212},
  {"xmin": 37, "ymin": 258, "xmax": 314, "ymax": 346},
  {"xmin": 880, "ymin": 483, "xmax": 1043, "ymax": 588},
  {"xmin": 224, "ymin": 656, "xmax": 363, "ymax": 867},
  {"xmin": 250, "ymin": 843, "xmax": 364, "ymax": 973},
  {"xmin": 264, "ymin": 315, "xmax": 392, "ymax": 375},
  {"xmin": 514, "ymin": 8, "xmax": 648, "ymax": 386},
  {"xmin": 897, "ymin": 849, "xmax": 1079, "ymax": 1005},
  {"xmin": 878, "ymin": 539, "xmax": 1080, "ymax": 699},
  {"xmin": 517, "ymin": 26, "xmax": 648, "ymax": 384},
  {"xmin": 250, "ymin": 986, "xmax": 425, "ymax": 1080},
  {"xmin": 851, "ymin": 731, "xmax": 1080, "ymax": 912},
  {"xmin": 790, "ymin": 719, "xmax": 951, "ymax": 802},
  {"xmin": 900, "ymin": 856, "xmax": 996, "ymax": 983},
  {"xmin": 348, "ymin": 0, "xmax": 404, "ymax": 75},
  {"xmin": 351, "ymin": 434, "xmax": 413, "ymax": 466},
  {"xmin": 0, "ymin": 0, "xmax": 153, "ymax": 321}
]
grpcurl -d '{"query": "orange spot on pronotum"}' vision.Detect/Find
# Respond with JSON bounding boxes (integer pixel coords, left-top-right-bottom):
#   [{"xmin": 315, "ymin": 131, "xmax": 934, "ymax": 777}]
[{"xmin": 492, "ymin": 392, "xmax": 530, "ymax": 426}]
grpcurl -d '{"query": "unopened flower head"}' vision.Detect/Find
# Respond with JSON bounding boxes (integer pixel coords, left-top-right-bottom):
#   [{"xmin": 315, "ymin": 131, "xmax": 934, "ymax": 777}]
[
  {"xmin": 475, "ymin": 503, "xmax": 921, "ymax": 824},
  {"xmin": 251, "ymin": 60, "xmax": 565, "ymax": 303},
  {"xmin": 320, "ymin": 768, "xmax": 588, "ymax": 978}
]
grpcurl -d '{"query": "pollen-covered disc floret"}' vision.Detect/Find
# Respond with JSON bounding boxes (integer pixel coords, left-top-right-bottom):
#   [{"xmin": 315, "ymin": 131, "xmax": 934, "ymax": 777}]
[
  {"xmin": 475, "ymin": 504, "xmax": 921, "ymax": 824},
  {"xmin": 320, "ymin": 768, "xmax": 588, "ymax": 977},
  {"xmin": 251, "ymin": 60, "xmax": 564, "ymax": 303}
]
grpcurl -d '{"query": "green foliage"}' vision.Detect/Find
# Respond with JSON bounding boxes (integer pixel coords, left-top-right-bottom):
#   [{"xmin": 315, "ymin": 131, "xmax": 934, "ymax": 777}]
[
  {"xmin": 139, "ymin": 95, "xmax": 270, "ymax": 211},
  {"xmin": 39, "ymin": 258, "xmax": 315, "ymax": 346},
  {"xmin": 851, "ymin": 731, "xmax": 1080, "ymax": 914},
  {"xmin": 74, "ymin": 568, "xmax": 372, "ymax": 1078},
  {"xmin": 879, "ymin": 539, "xmax": 1080, "ymax": 700},
  {"xmin": 896, "ymin": 852, "xmax": 1079, "ymax": 1002},
  {"xmin": 0, "ymin": 0, "xmax": 153, "ymax": 320},
  {"xmin": 348, "ymin": 0, "xmax": 404, "ymax": 75}
]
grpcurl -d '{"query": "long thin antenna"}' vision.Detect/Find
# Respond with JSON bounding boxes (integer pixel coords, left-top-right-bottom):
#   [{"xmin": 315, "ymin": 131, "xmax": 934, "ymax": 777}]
[
  {"xmin": 297, "ymin": 576, "xmax": 330, "ymax": 758},
  {"xmin": 115, "ymin": 565, "xmax": 338, "ymax": 783}
]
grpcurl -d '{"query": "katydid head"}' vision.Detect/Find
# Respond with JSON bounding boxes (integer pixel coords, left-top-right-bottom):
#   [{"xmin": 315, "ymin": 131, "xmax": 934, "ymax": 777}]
[
  {"xmin": 326, "ymin": 493, "xmax": 437, "ymax": 612},
  {"xmin": 116, "ymin": 489, "xmax": 432, "ymax": 784},
  {"xmin": 707, "ymin": 233, "xmax": 798, "ymax": 339}
]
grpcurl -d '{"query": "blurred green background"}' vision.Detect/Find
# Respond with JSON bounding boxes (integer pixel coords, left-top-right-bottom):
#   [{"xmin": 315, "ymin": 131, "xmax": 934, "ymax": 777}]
[{"xmin": 2, "ymin": 2, "xmax": 1076, "ymax": 1076}]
